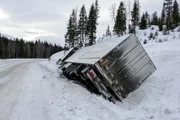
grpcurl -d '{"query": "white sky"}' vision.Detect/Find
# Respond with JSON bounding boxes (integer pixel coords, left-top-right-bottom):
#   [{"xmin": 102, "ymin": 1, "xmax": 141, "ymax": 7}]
[{"xmin": 0, "ymin": 0, "xmax": 178, "ymax": 46}]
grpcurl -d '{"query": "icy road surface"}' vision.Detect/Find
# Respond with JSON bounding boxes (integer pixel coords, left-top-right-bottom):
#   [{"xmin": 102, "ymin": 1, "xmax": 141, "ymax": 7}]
[{"xmin": 0, "ymin": 40, "xmax": 180, "ymax": 120}]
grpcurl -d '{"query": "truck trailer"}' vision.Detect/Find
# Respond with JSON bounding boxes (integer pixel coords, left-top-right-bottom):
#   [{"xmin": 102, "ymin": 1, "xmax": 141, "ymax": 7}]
[{"xmin": 59, "ymin": 34, "xmax": 156, "ymax": 101}]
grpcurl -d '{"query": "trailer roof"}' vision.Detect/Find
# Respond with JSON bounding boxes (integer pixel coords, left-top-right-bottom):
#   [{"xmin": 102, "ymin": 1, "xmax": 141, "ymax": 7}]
[{"xmin": 65, "ymin": 34, "xmax": 131, "ymax": 64}]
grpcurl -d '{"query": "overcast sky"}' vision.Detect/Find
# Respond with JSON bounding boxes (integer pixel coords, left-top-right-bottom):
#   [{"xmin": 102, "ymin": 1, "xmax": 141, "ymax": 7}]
[{"xmin": 0, "ymin": 0, "xmax": 177, "ymax": 46}]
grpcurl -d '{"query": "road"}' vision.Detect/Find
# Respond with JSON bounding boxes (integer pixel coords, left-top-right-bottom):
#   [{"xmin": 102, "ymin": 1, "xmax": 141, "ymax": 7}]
[
  {"xmin": 0, "ymin": 60, "xmax": 51, "ymax": 120},
  {"xmin": 0, "ymin": 59, "xmax": 123, "ymax": 120}
]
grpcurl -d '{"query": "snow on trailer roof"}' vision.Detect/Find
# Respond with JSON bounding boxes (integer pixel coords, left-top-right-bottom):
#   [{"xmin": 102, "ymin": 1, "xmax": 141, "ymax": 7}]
[{"xmin": 65, "ymin": 34, "xmax": 131, "ymax": 65}]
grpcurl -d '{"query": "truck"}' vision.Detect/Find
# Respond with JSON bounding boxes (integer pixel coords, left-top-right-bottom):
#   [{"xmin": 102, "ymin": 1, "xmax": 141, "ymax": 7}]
[{"xmin": 59, "ymin": 34, "xmax": 156, "ymax": 102}]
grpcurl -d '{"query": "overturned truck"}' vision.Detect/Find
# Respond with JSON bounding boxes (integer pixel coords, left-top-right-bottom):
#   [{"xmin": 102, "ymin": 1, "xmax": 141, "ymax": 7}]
[{"xmin": 60, "ymin": 34, "xmax": 156, "ymax": 102}]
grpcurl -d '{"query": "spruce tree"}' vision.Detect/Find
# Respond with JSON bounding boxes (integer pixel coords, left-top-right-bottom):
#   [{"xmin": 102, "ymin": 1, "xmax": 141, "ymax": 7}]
[
  {"xmin": 78, "ymin": 5, "xmax": 87, "ymax": 47},
  {"xmin": 159, "ymin": 4, "xmax": 166, "ymax": 31},
  {"xmin": 140, "ymin": 13, "xmax": 147, "ymax": 29},
  {"xmin": 114, "ymin": 1, "xmax": 126, "ymax": 36},
  {"xmin": 95, "ymin": 0, "xmax": 100, "ymax": 19},
  {"xmin": 172, "ymin": 0, "xmax": 179, "ymax": 28},
  {"xmin": 72, "ymin": 9, "xmax": 78, "ymax": 46},
  {"xmin": 164, "ymin": 0, "xmax": 173, "ymax": 31},
  {"xmin": 65, "ymin": 14, "xmax": 74, "ymax": 47},
  {"xmin": 106, "ymin": 25, "xmax": 111, "ymax": 36},
  {"xmin": 87, "ymin": 1, "xmax": 100, "ymax": 46},
  {"xmin": 158, "ymin": 17, "xmax": 162, "ymax": 31},
  {"xmin": 131, "ymin": 0, "xmax": 140, "ymax": 27},
  {"xmin": 151, "ymin": 11, "xmax": 159, "ymax": 25},
  {"xmin": 65, "ymin": 9, "xmax": 78, "ymax": 48},
  {"xmin": 144, "ymin": 11, "xmax": 150, "ymax": 27},
  {"xmin": 87, "ymin": 4, "xmax": 96, "ymax": 46}
]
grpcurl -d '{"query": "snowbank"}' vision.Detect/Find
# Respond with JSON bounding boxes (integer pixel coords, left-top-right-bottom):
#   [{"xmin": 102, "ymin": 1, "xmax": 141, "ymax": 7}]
[
  {"xmin": 49, "ymin": 51, "xmax": 64, "ymax": 63},
  {"xmin": 39, "ymin": 38, "xmax": 180, "ymax": 120}
]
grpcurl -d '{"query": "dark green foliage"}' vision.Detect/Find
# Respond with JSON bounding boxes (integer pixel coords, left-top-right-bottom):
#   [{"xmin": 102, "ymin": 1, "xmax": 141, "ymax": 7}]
[
  {"xmin": 139, "ymin": 13, "xmax": 147, "ymax": 29},
  {"xmin": 86, "ymin": 1, "xmax": 100, "ymax": 46},
  {"xmin": 159, "ymin": 2, "xmax": 167, "ymax": 31},
  {"xmin": 95, "ymin": 0, "xmax": 100, "ymax": 19},
  {"xmin": 172, "ymin": 0, "xmax": 179, "ymax": 28},
  {"xmin": 65, "ymin": 9, "xmax": 78, "ymax": 48},
  {"xmin": 114, "ymin": 1, "xmax": 126, "ymax": 36},
  {"xmin": 87, "ymin": 4, "xmax": 96, "ymax": 46},
  {"xmin": 158, "ymin": 17, "xmax": 163, "ymax": 31},
  {"xmin": 131, "ymin": 0, "xmax": 140, "ymax": 27},
  {"xmin": 144, "ymin": 11, "xmax": 150, "ymax": 27},
  {"xmin": 151, "ymin": 12, "xmax": 159, "ymax": 25},
  {"xmin": 78, "ymin": 5, "xmax": 88, "ymax": 47},
  {"xmin": 0, "ymin": 34, "xmax": 63, "ymax": 59},
  {"xmin": 159, "ymin": 0, "xmax": 180, "ymax": 31},
  {"xmin": 164, "ymin": 0, "xmax": 173, "ymax": 30},
  {"xmin": 161, "ymin": 5, "xmax": 166, "ymax": 25}
]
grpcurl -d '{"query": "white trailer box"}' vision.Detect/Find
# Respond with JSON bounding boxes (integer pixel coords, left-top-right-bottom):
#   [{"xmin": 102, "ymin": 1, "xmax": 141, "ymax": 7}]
[{"xmin": 61, "ymin": 34, "xmax": 156, "ymax": 101}]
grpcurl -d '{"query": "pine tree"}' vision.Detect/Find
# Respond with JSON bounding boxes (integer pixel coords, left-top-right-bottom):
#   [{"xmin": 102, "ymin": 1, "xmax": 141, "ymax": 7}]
[
  {"xmin": 78, "ymin": 5, "xmax": 88, "ymax": 47},
  {"xmin": 144, "ymin": 11, "xmax": 150, "ymax": 27},
  {"xmin": 72, "ymin": 9, "xmax": 78, "ymax": 46},
  {"xmin": 65, "ymin": 9, "xmax": 78, "ymax": 48},
  {"xmin": 65, "ymin": 14, "xmax": 74, "ymax": 47},
  {"xmin": 19, "ymin": 39, "xmax": 25, "ymax": 58},
  {"xmin": 114, "ymin": 1, "xmax": 126, "ymax": 36},
  {"xmin": 158, "ymin": 17, "xmax": 162, "ymax": 31},
  {"xmin": 131, "ymin": 0, "xmax": 140, "ymax": 27},
  {"xmin": 86, "ymin": 1, "xmax": 100, "ymax": 46},
  {"xmin": 139, "ymin": 13, "xmax": 147, "ymax": 29},
  {"xmin": 106, "ymin": 25, "xmax": 111, "ymax": 36},
  {"xmin": 87, "ymin": 4, "xmax": 96, "ymax": 46},
  {"xmin": 172, "ymin": 0, "xmax": 179, "ymax": 28},
  {"xmin": 164, "ymin": 0, "xmax": 173, "ymax": 31},
  {"xmin": 95, "ymin": 0, "xmax": 100, "ymax": 20},
  {"xmin": 151, "ymin": 11, "xmax": 159, "ymax": 25},
  {"xmin": 159, "ymin": 4, "xmax": 166, "ymax": 31}
]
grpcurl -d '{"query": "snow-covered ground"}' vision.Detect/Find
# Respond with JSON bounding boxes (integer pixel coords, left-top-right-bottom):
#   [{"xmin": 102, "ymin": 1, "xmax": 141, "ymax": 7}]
[{"xmin": 1, "ymin": 33, "xmax": 180, "ymax": 120}]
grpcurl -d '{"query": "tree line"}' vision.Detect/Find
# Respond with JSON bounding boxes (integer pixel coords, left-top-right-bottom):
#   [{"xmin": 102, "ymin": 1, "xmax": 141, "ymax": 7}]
[
  {"xmin": 0, "ymin": 34, "xmax": 63, "ymax": 59},
  {"xmin": 111, "ymin": 0, "xmax": 180, "ymax": 34},
  {"xmin": 108, "ymin": 0, "xmax": 180, "ymax": 35},
  {"xmin": 140, "ymin": 0, "xmax": 179, "ymax": 33},
  {"xmin": 65, "ymin": 0, "xmax": 180, "ymax": 48}
]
